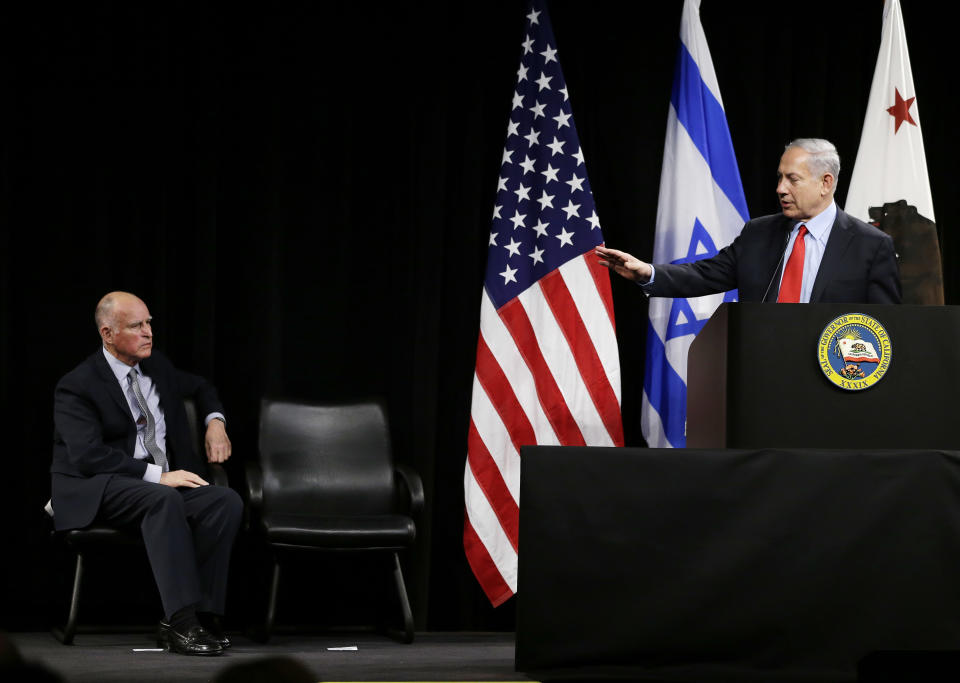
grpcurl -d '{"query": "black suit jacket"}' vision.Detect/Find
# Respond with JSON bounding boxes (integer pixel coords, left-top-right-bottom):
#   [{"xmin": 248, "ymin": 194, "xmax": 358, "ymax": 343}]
[
  {"xmin": 646, "ymin": 210, "xmax": 902, "ymax": 303},
  {"xmin": 50, "ymin": 349, "xmax": 223, "ymax": 531}
]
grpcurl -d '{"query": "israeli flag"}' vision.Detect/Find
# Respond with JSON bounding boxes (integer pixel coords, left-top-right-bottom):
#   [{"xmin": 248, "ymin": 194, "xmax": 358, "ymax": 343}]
[{"xmin": 642, "ymin": 0, "xmax": 749, "ymax": 448}]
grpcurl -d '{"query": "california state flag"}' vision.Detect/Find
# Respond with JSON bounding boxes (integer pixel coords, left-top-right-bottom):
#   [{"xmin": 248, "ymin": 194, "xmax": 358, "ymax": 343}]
[
  {"xmin": 845, "ymin": 0, "xmax": 943, "ymax": 304},
  {"xmin": 836, "ymin": 338, "xmax": 881, "ymax": 364}
]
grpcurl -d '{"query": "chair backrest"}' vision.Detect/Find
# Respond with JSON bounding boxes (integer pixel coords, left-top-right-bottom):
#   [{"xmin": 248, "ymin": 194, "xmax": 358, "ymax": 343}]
[{"xmin": 258, "ymin": 399, "xmax": 396, "ymax": 516}]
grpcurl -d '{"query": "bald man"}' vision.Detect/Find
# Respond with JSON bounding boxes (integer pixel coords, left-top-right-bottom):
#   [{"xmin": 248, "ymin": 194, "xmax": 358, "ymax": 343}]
[{"xmin": 51, "ymin": 292, "xmax": 242, "ymax": 655}]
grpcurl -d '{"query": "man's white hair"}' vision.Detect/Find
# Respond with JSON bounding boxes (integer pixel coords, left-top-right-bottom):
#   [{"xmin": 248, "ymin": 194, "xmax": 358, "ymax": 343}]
[
  {"xmin": 786, "ymin": 138, "xmax": 840, "ymax": 182},
  {"xmin": 95, "ymin": 293, "xmax": 118, "ymax": 330}
]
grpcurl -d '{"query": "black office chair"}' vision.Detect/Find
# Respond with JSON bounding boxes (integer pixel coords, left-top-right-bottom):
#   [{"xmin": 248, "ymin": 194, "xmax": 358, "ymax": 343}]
[
  {"xmin": 50, "ymin": 399, "xmax": 229, "ymax": 644},
  {"xmin": 245, "ymin": 398, "xmax": 423, "ymax": 643}
]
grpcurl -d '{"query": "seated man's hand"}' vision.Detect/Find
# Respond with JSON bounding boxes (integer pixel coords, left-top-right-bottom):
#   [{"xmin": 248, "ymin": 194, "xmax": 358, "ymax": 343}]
[
  {"xmin": 160, "ymin": 470, "xmax": 209, "ymax": 488},
  {"xmin": 205, "ymin": 419, "xmax": 232, "ymax": 463}
]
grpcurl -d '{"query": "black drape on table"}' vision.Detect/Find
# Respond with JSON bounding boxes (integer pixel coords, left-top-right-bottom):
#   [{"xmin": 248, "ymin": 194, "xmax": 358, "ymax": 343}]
[{"xmin": 2, "ymin": 1, "xmax": 957, "ymax": 631}]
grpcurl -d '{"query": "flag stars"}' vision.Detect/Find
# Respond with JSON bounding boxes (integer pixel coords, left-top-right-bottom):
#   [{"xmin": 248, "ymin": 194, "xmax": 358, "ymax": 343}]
[
  {"xmin": 565, "ymin": 173, "xmax": 585, "ymax": 192},
  {"xmin": 482, "ymin": 13, "xmax": 608, "ymax": 330},
  {"xmin": 535, "ymin": 72, "xmax": 553, "ymax": 91},
  {"xmin": 541, "ymin": 163, "xmax": 560, "ymax": 183},
  {"xmin": 553, "ymin": 110, "xmax": 571, "ymax": 129},
  {"xmin": 556, "ymin": 227, "xmax": 575, "ymax": 247},
  {"xmin": 547, "ymin": 136, "xmax": 566, "ymax": 156},
  {"xmin": 562, "ymin": 200, "xmax": 581, "ymax": 219},
  {"xmin": 887, "ymin": 87, "xmax": 918, "ymax": 133}
]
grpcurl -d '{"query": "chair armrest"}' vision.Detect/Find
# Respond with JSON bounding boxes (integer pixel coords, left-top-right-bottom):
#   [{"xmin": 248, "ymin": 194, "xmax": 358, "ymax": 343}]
[
  {"xmin": 394, "ymin": 463, "xmax": 424, "ymax": 516},
  {"xmin": 209, "ymin": 463, "xmax": 229, "ymax": 488}
]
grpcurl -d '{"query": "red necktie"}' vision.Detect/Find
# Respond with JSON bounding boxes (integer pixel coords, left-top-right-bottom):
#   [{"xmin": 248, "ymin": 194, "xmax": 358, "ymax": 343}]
[{"xmin": 777, "ymin": 224, "xmax": 808, "ymax": 303}]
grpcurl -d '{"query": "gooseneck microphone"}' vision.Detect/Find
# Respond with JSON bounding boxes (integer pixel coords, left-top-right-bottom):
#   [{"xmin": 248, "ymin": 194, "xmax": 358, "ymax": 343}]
[{"xmin": 761, "ymin": 229, "xmax": 793, "ymax": 303}]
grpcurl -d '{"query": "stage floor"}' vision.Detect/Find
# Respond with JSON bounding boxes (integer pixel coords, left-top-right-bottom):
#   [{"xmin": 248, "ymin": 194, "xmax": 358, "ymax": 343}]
[{"xmin": 7, "ymin": 631, "xmax": 534, "ymax": 682}]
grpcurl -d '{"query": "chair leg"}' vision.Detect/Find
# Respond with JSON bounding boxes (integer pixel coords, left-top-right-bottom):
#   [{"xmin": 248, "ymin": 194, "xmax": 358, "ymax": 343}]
[
  {"xmin": 52, "ymin": 552, "xmax": 84, "ymax": 645},
  {"xmin": 391, "ymin": 552, "xmax": 415, "ymax": 644},
  {"xmin": 263, "ymin": 558, "xmax": 280, "ymax": 642}
]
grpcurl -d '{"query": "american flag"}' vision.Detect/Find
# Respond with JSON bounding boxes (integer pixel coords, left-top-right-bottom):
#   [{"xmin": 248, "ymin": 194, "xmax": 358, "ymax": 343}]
[{"xmin": 464, "ymin": 0, "xmax": 624, "ymax": 607}]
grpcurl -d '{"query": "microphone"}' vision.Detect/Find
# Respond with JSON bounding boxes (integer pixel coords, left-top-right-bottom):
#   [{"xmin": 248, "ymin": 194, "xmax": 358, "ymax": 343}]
[{"xmin": 761, "ymin": 229, "xmax": 793, "ymax": 303}]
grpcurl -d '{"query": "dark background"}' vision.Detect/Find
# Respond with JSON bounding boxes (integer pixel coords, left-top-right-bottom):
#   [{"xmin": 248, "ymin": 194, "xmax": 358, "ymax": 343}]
[{"xmin": 1, "ymin": 1, "xmax": 955, "ymax": 632}]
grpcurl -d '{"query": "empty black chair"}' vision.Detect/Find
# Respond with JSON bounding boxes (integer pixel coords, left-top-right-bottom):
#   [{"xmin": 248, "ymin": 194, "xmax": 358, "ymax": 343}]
[
  {"xmin": 245, "ymin": 398, "xmax": 423, "ymax": 643},
  {"xmin": 50, "ymin": 399, "xmax": 228, "ymax": 644}
]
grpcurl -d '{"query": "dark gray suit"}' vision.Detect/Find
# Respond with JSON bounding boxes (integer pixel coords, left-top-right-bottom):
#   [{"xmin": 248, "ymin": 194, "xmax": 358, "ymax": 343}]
[
  {"xmin": 51, "ymin": 349, "xmax": 242, "ymax": 618},
  {"xmin": 646, "ymin": 210, "xmax": 902, "ymax": 303}
]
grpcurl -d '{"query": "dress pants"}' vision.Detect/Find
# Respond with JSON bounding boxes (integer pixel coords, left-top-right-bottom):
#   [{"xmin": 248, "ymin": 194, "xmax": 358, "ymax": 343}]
[{"xmin": 96, "ymin": 475, "xmax": 243, "ymax": 619}]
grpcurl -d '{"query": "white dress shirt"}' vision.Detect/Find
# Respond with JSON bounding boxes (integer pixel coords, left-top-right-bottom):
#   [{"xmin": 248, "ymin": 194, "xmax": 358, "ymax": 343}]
[{"xmin": 102, "ymin": 347, "xmax": 223, "ymax": 483}]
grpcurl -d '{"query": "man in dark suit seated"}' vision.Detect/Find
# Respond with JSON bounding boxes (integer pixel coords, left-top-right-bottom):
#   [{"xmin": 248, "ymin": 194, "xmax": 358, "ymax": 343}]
[
  {"xmin": 595, "ymin": 138, "xmax": 902, "ymax": 304},
  {"xmin": 51, "ymin": 291, "xmax": 243, "ymax": 656}
]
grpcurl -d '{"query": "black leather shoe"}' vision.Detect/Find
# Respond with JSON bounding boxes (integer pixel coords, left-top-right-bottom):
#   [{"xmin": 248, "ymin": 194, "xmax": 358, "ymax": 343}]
[
  {"xmin": 198, "ymin": 614, "xmax": 231, "ymax": 649},
  {"xmin": 157, "ymin": 621, "xmax": 224, "ymax": 656}
]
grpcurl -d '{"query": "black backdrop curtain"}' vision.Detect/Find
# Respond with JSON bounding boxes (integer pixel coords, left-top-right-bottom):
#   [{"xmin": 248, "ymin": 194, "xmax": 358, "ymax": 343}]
[{"xmin": 2, "ymin": 1, "xmax": 956, "ymax": 631}]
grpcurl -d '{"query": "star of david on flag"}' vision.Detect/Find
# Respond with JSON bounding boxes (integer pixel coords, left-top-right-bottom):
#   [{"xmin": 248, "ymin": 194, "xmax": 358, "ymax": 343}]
[
  {"xmin": 642, "ymin": 0, "xmax": 748, "ymax": 449},
  {"xmin": 464, "ymin": 0, "xmax": 623, "ymax": 606}
]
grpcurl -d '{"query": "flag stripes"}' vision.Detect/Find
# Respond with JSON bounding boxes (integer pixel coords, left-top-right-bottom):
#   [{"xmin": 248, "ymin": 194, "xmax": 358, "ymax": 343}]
[
  {"xmin": 563, "ymin": 256, "xmax": 622, "ymax": 411},
  {"xmin": 473, "ymin": 336, "xmax": 537, "ymax": 455},
  {"xmin": 643, "ymin": 320, "xmax": 688, "ymax": 446},
  {"xmin": 466, "ymin": 420, "xmax": 520, "ymax": 550},
  {"xmin": 477, "ymin": 291, "xmax": 559, "ymax": 445},
  {"xmin": 671, "ymin": 45, "xmax": 749, "ymax": 221},
  {"xmin": 538, "ymin": 271, "xmax": 622, "ymax": 446},
  {"xmin": 582, "ymin": 251, "xmax": 618, "ymax": 334},
  {"xmin": 498, "ymin": 296, "xmax": 587, "ymax": 447},
  {"xmin": 463, "ymin": 512, "xmax": 514, "ymax": 607}
]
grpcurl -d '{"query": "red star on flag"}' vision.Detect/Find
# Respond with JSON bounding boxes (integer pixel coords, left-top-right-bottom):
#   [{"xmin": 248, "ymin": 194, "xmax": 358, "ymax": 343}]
[{"xmin": 886, "ymin": 87, "xmax": 917, "ymax": 133}]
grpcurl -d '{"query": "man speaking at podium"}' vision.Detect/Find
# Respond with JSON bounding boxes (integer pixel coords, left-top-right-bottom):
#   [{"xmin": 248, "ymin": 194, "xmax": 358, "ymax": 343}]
[{"xmin": 596, "ymin": 138, "xmax": 902, "ymax": 304}]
